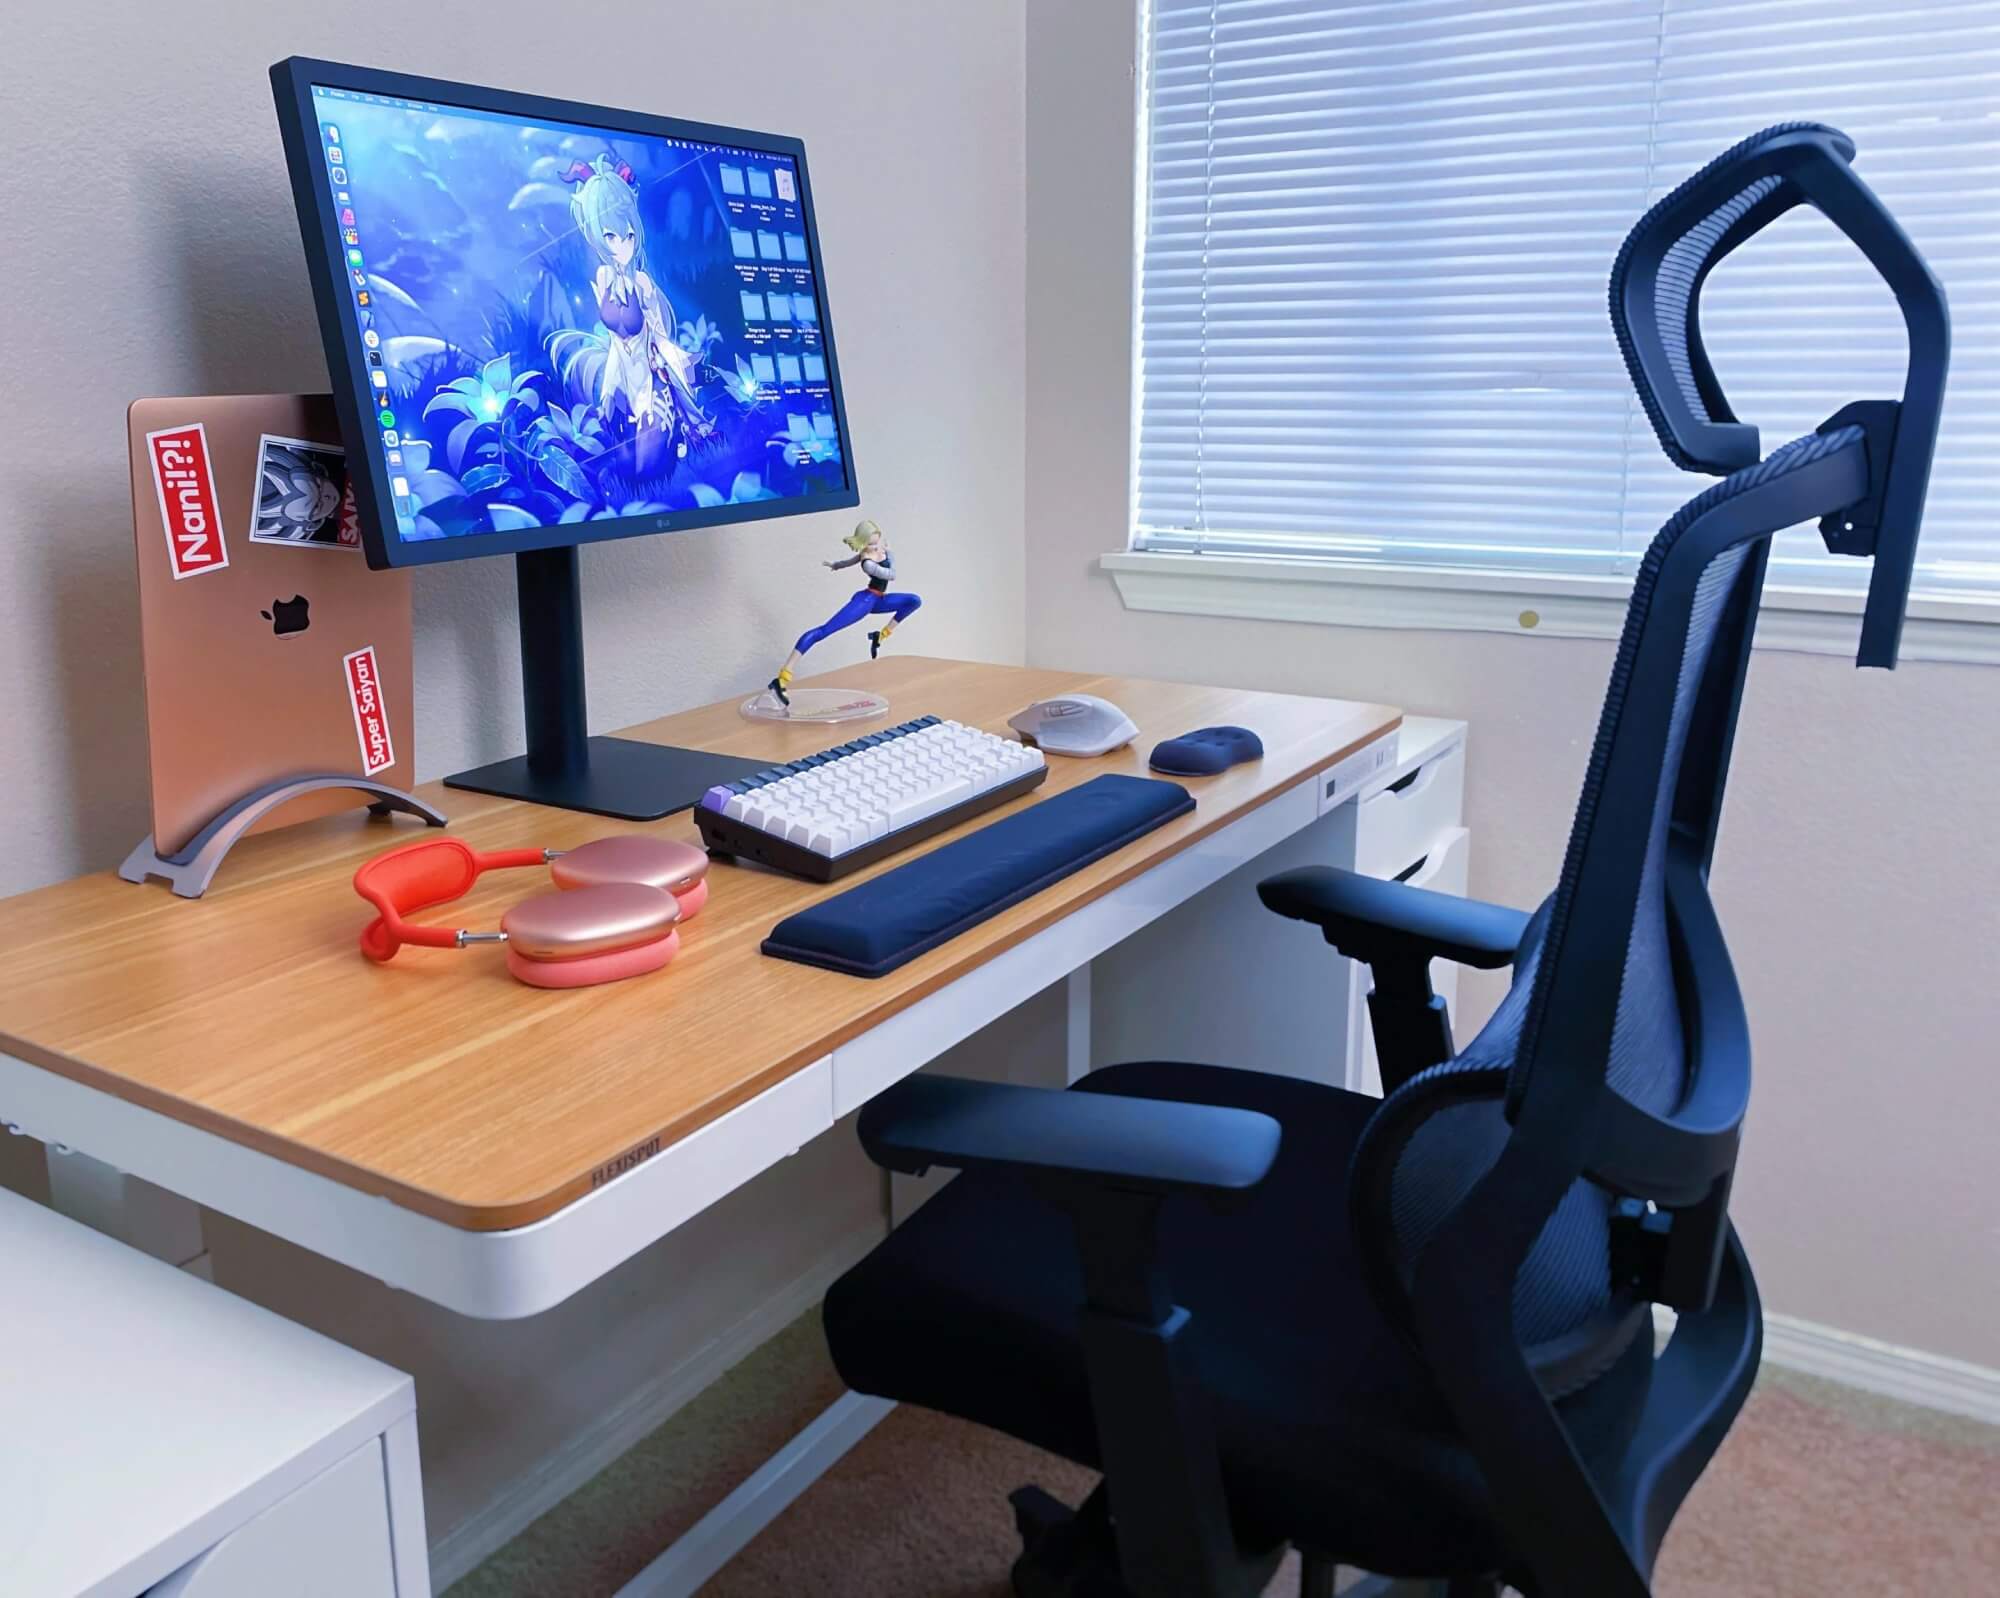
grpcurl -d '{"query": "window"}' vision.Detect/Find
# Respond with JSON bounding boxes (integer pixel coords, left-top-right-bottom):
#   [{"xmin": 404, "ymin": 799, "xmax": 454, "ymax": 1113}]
[{"xmin": 1132, "ymin": 0, "xmax": 2000, "ymax": 600}]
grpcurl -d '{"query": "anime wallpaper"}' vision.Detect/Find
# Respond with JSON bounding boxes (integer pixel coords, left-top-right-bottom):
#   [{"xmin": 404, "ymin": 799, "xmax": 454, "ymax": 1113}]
[{"xmin": 312, "ymin": 88, "xmax": 847, "ymax": 542}]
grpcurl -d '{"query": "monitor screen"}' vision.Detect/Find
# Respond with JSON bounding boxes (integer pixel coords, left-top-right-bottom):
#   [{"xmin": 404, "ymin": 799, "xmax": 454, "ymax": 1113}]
[{"xmin": 272, "ymin": 60, "xmax": 857, "ymax": 568}]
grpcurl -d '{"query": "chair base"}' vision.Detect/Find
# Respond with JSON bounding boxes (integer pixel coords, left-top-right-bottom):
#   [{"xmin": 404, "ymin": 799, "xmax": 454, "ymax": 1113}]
[
  {"xmin": 1010, "ymin": 1483, "xmax": 1127, "ymax": 1597},
  {"xmin": 1009, "ymin": 1481, "xmax": 1286, "ymax": 1598},
  {"xmin": 1008, "ymin": 1482, "xmax": 1494, "ymax": 1598}
]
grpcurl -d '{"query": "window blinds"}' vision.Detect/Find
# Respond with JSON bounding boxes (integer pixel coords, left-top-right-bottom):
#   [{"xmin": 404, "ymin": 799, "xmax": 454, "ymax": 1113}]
[{"xmin": 1133, "ymin": 0, "xmax": 2000, "ymax": 594}]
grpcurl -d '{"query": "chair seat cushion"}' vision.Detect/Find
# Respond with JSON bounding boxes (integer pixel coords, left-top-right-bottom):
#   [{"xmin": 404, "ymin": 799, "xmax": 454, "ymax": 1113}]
[{"xmin": 824, "ymin": 1061, "xmax": 1650, "ymax": 1578}]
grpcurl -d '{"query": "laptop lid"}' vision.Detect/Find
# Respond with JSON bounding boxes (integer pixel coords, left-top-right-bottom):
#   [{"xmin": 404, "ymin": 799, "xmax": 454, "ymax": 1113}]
[{"xmin": 129, "ymin": 394, "xmax": 415, "ymax": 857}]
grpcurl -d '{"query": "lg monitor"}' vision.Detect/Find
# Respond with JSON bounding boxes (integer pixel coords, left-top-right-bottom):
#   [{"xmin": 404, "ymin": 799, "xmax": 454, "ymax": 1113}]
[{"xmin": 270, "ymin": 57, "xmax": 859, "ymax": 817}]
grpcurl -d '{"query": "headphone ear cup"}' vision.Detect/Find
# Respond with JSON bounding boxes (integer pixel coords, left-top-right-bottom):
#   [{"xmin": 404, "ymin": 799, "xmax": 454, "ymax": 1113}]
[
  {"xmin": 551, "ymin": 836, "xmax": 710, "ymax": 909},
  {"xmin": 673, "ymin": 876, "xmax": 709, "ymax": 921},
  {"xmin": 500, "ymin": 882, "xmax": 680, "ymax": 959},
  {"xmin": 506, "ymin": 930, "xmax": 679, "ymax": 988}
]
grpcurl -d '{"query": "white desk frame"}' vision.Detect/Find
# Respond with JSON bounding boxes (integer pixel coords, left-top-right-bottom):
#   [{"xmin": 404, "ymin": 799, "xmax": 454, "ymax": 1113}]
[{"xmin": 1, "ymin": 717, "xmax": 1466, "ymax": 1598}]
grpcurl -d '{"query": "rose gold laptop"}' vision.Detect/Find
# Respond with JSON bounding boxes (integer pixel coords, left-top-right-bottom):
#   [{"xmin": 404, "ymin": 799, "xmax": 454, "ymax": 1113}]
[{"xmin": 130, "ymin": 394, "xmax": 415, "ymax": 856}]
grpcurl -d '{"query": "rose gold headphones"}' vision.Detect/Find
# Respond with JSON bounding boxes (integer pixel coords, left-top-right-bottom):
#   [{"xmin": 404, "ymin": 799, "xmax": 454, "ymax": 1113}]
[{"xmin": 354, "ymin": 834, "xmax": 711, "ymax": 989}]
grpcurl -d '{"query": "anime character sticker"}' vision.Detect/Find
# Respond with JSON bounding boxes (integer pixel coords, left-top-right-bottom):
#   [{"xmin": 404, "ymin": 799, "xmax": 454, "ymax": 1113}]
[
  {"xmin": 563, "ymin": 155, "xmax": 713, "ymax": 479},
  {"xmin": 768, "ymin": 520, "xmax": 922, "ymax": 705},
  {"xmin": 249, "ymin": 436, "xmax": 358, "ymax": 549}
]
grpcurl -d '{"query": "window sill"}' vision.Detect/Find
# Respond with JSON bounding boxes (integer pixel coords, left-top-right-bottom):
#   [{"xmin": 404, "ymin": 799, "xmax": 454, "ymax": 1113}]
[{"xmin": 1101, "ymin": 552, "xmax": 2000, "ymax": 666}]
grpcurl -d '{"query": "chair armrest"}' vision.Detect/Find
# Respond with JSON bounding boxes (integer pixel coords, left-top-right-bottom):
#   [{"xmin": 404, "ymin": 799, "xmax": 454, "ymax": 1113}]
[
  {"xmin": 1257, "ymin": 866, "xmax": 1529, "ymax": 970},
  {"xmin": 857, "ymin": 1073, "xmax": 1280, "ymax": 1204}
]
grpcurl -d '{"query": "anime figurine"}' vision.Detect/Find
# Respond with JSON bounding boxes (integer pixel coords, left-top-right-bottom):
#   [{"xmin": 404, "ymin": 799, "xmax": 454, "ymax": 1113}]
[
  {"xmin": 767, "ymin": 520, "xmax": 922, "ymax": 705},
  {"xmin": 563, "ymin": 155, "xmax": 712, "ymax": 479}
]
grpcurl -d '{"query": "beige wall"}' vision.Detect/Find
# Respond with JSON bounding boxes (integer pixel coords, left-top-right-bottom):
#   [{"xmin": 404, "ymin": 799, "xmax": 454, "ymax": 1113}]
[
  {"xmin": 0, "ymin": 0, "xmax": 1027, "ymax": 1568},
  {"xmin": 1024, "ymin": 0, "xmax": 2000, "ymax": 1367}
]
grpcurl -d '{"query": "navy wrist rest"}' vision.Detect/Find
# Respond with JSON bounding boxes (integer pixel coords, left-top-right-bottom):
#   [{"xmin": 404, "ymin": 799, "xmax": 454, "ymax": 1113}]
[{"xmin": 762, "ymin": 773, "xmax": 1196, "ymax": 978}]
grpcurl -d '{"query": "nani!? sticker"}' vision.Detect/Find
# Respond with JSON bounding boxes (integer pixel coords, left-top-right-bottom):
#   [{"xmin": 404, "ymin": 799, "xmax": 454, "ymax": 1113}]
[{"xmin": 147, "ymin": 423, "xmax": 230, "ymax": 579}]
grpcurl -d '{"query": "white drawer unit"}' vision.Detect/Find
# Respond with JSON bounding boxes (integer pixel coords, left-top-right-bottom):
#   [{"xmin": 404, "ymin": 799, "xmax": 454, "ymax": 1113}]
[
  {"xmin": 1349, "ymin": 825, "xmax": 1471, "ymax": 1098},
  {"xmin": 1321, "ymin": 719, "xmax": 1475, "ymax": 1097},
  {"xmin": 1353, "ymin": 740, "xmax": 1466, "ymax": 881},
  {"xmin": 148, "ymin": 1442, "xmax": 396, "ymax": 1598},
  {"xmin": 0, "ymin": 1187, "xmax": 427, "ymax": 1598}
]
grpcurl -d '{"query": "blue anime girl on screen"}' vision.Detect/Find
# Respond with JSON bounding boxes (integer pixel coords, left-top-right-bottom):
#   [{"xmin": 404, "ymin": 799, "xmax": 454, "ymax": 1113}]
[
  {"xmin": 319, "ymin": 91, "xmax": 846, "ymax": 540},
  {"xmin": 558, "ymin": 155, "xmax": 713, "ymax": 479}
]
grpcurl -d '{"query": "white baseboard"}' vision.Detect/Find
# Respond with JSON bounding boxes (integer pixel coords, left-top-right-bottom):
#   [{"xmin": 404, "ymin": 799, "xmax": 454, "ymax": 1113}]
[
  {"xmin": 1654, "ymin": 1305, "xmax": 2000, "ymax": 1428},
  {"xmin": 428, "ymin": 1222, "xmax": 882, "ymax": 1591},
  {"xmin": 1760, "ymin": 1312, "xmax": 2000, "ymax": 1428}
]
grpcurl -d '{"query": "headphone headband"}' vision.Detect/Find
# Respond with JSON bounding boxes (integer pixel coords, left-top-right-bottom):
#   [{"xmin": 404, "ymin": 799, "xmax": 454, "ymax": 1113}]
[{"xmin": 354, "ymin": 837, "xmax": 548, "ymax": 961}]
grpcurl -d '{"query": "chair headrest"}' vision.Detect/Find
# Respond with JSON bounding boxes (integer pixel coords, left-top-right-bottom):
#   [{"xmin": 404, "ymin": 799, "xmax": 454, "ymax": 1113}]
[
  {"xmin": 1610, "ymin": 123, "xmax": 1949, "ymax": 666},
  {"xmin": 1610, "ymin": 123, "xmax": 1854, "ymax": 476}
]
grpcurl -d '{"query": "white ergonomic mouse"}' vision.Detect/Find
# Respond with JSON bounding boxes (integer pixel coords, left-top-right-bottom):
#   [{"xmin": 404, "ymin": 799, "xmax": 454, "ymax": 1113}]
[{"xmin": 1008, "ymin": 694, "xmax": 1140, "ymax": 757}]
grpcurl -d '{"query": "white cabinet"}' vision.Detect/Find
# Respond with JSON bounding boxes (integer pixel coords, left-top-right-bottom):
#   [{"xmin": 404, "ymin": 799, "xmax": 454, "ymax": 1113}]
[
  {"xmin": 148, "ymin": 1441, "xmax": 396, "ymax": 1597},
  {"xmin": 1340, "ymin": 723, "xmax": 1473, "ymax": 1097},
  {"xmin": 0, "ymin": 1188, "xmax": 427, "ymax": 1598},
  {"xmin": 1348, "ymin": 825, "xmax": 1471, "ymax": 1098}
]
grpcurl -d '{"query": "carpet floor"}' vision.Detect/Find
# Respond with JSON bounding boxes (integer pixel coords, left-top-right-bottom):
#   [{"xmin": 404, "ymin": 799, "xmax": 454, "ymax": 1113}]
[{"xmin": 446, "ymin": 1310, "xmax": 2000, "ymax": 1597}]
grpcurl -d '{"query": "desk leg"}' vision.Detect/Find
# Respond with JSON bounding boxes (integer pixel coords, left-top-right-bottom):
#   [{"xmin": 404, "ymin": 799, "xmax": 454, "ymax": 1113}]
[
  {"xmin": 1065, "ymin": 962, "xmax": 1093, "ymax": 1084},
  {"xmin": 44, "ymin": 1146, "xmax": 210, "ymax": 1278},
  {"xmin": 612, "ymin": 1390, "xmax": 894, "ymax": 1597}
]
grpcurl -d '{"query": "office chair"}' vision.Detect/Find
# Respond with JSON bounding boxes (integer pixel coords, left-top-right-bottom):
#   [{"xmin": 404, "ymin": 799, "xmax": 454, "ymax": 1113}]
[{"xmin": 823, "ymin": 125, "xmax": 1947, "ymax": 1598}]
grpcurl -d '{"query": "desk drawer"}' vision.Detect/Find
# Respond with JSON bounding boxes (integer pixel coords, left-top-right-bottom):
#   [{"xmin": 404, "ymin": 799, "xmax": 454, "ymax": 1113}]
[
  {"xmin": 1352, "ymin": 826, "xmax": 1470, "ymax": 1097},
  {"xmin": 147, "ymin": 1440, "xmax": 396, "ymax": 1598},
  {"xmin": 1354, "ymin": 743, "xmax": 1464, "ymax": 880}
]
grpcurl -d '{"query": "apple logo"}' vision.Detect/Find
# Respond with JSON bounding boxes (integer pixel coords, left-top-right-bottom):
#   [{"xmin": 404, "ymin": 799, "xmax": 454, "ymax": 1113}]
[{"xmin": 260, "ymin": 595, "xmax": 311, "ymax": 637}]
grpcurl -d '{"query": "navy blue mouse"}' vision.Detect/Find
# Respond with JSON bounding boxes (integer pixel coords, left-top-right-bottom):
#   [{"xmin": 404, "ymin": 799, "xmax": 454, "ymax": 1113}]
[{"xmin": 1148, "ymin": 724, "xmax": 1263, "ymax": 776}]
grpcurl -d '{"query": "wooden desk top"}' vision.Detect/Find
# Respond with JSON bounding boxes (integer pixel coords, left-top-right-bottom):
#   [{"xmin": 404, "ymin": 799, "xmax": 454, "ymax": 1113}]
[{"xmin": 0, "ymin": 658, "xmax": 1396, "ymax": 1230}]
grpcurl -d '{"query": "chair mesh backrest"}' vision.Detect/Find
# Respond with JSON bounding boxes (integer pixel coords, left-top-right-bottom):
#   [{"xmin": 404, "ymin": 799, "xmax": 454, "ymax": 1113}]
[
  {"xmin": 1366, "ymin": 506, "xmax": 1746, "ymax": 1345},
  {"xmin": 1352, "ymin": 125, "xmax": 1885, "ymax": 1361},
  {"xmin": 1361, "ymin": 424, "xmax": 1868, "ymax": 1357}
]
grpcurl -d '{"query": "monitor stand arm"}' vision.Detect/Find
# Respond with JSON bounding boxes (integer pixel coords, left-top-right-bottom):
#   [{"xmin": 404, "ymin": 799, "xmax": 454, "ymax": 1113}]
[{"xmin": 444, "ymin": 545, "xmax": 767, "ymax": 821}]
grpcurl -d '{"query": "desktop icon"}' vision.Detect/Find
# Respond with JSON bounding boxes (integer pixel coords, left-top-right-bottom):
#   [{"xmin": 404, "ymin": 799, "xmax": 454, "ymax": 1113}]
[
  {"xmin": 378, "ymin": 408, "xmax": 396, "ymax": 429},
  {"xmin": 776, "ymin": 169, "xmax": 797, "ymax": 202},
  {"xmin": 344, "ymin": 228, "xmax": 360, "ymax": 246},
  {"xmin": 356, "ymin": 289, "xmax": 371, "ymax": 306},
  {"xmin": 327, "ymin": 146, "xmax": 344, "ymax": 164},
  {"xmin": 382, "ymin": 429, "xmax": 400, "ymax": 447},
  {"xmin": 331, "ymin": 167, "xmax": 348, "ymax": 185},
  {"xmin": 387, "ymin": 449, "xmax": 404, "ymax": 466},
  {"xmin": 336, "ymin": 190, "xmax": 350, "ymax": 204},
  {"xmin": 363, "ymin": 328, "xmax": 380, "ymax": 348},
  {"xmin": 372, "ymin": 370, "xmax": 389, "ymax": 389},
  {"xmin": 324, "ymin": 124, "xmax": 341, "ymax": 142},
  {"xmin": 353, "ymin": 270, "xmax": 368, "ymax": 287},
  {"xmin": 347, "ymin": 248, "xmax": 364, "ymax": 267},
  {"xmin": 341, "ymin": 207, "xmax": 356, "ymax": 225}
]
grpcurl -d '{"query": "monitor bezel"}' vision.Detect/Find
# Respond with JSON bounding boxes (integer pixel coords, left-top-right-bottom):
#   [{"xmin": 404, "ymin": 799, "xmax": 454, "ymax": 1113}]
[{"xmin": 270, "ymin": 56, "xmax": 860, "ymax": 571}]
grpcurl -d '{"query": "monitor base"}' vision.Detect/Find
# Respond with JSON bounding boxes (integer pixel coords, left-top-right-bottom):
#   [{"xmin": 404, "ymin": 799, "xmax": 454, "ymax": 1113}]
[{"xmin": 444, "ymin": 736, "xmax": 768, "ymax": 821}]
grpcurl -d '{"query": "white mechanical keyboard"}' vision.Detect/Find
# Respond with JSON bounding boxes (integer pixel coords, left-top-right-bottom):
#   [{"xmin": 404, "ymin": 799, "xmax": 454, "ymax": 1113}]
[{"xmin": 693, "ymin": 716, "xmax": 1049, "ymax": 881}]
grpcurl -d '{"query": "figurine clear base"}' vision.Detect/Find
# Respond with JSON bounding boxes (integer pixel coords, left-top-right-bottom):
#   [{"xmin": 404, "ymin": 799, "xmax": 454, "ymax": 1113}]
[{"xmin": 739, "ymin": 686, "xmax": 892, "ymax": 725}]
